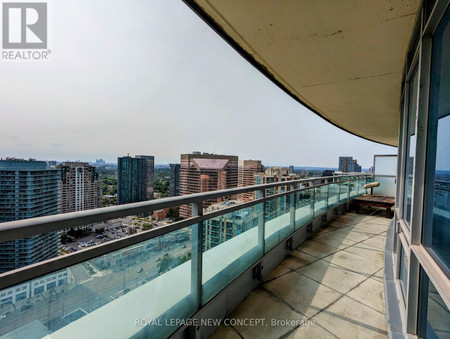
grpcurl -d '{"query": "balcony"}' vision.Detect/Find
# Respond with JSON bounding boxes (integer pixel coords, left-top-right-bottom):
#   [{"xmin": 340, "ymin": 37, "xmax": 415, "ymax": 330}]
[
  {"xmin": 0, "ymin": 174, "xmax": 391, "ymax": 338},
  {"xmin": 210, "ymin": 209, "xmax": 390, "ymax": 338}
]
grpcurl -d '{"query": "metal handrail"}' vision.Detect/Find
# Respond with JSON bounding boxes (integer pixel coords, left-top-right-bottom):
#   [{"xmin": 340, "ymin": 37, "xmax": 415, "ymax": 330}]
[
  {"xmin": 0, "ymin": 173, "xmax": 367, "ymax": 241},
  {"xmin": 0, "ymin": 174, "xmax": 370, "ymax": 290}
]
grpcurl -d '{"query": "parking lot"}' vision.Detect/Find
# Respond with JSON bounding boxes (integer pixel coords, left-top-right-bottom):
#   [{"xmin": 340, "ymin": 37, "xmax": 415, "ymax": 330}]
[{"xmin": 62, "ymin": 224, "xmax": 129, "ymax": 253}]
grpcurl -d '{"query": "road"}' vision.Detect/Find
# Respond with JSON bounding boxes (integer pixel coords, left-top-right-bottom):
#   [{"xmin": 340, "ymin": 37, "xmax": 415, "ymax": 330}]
[{"xmin": 0, "ymin": 240, "xmax": 191, "ymax": 337}]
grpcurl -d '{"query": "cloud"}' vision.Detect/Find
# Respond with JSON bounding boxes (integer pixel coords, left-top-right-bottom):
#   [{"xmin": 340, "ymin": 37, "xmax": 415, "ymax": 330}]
[{"xmin": 0, "ymin": 0, "xmax": 396, "ymax": 168}]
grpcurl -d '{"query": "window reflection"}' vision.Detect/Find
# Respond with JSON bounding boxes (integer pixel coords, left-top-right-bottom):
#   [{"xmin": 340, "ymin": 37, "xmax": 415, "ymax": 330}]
[
  {"xmin": 419, "ymin": 270, "xmax": 450, "ymax": 338},
  {"xmin": 424, "ymin": 5, "xmax": 450, "ymax": 270},
  {"xmin": 403, "ymin": 66, "xmax": 419, "ymax": 227},
  {"xmin": 399, "ymin": 244, "xmax": 408, "ymax": 299}
]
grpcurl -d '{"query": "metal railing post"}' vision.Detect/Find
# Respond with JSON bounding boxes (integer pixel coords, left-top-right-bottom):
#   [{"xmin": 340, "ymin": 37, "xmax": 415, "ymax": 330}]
[
  {"xmin": 191, "ymin": 201, "xmax": 203, "ymax": 309},
  {"xmin": 312, "ymin": 184, "xmax": 316, "ymax": 218},
  {"xmin": 347, "ymin": 178, "xmax": 351, "ymax": 209},
  {"xmin": 290, "ymin": 183, "xmax": 296, "ymax": 231},
  {"xmin": 257, "ymin": 189, "xmax": 265, "ymax": 254},
  {"xmin": 338, "ymin": 180, "xmax": 341, "ymax": 203}
]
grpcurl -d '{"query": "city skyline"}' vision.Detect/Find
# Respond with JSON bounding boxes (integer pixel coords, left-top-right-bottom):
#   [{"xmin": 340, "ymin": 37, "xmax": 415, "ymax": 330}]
[
  {"xmin": 0, "ymin": 153, "xmax": 383, "ymax": 170},
  {"xmin": 0, "ymin": 0, "xmax": 395, "ymax": 170}
]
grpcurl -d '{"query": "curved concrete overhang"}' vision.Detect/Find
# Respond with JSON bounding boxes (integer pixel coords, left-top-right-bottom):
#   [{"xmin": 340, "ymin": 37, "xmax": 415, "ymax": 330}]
[{"xmin": 183, "ymin": 0, "xmax": 422, "ymax": 146}]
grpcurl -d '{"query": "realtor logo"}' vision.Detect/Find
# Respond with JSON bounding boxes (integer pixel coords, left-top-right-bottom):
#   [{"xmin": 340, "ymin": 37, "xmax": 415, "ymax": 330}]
[{"xmin": 2, "ymin": 2, "xmax": 47, "ymax": 49}]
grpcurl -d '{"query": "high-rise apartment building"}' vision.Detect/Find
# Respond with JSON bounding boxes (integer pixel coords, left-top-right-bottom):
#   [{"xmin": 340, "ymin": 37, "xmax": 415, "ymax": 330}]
[
  {"xmin": 179, "ymin": 153, "xmax": 238, "ymax": 218},
  {"xmin": 254, "ymin": 167, "xmax": 300, "ymax": 219},
  {"xmin": 117, "ymin": 155, "xmax": 154, "ymax": 205},
  {"xmin": 339, "ymin": 156, "xmax": 353, "ymax": 172},
  {"xmin": 203, "ymin": 201, "xmax": 261, "ymax": 251},
  {"xmin": 0, "ymin": 159, "xmax": 60, "ymax": 273},
  {"xmin": 338, "ymin": 156, "xmax": 361, "ymax": 173},
  {"xmin": 238, "ymin": 160, "xmax": 263, "ymax": 202},
  {"xmin": 47, "ymin": 160, "xmax": 57, "ymax": 168},
  {"xmin": 169, "ymin": 164, "xmax": 181, "ymax": 197},
  {"xmin": 57, "ymin": 162, "xmax": 102, "ymax": 214}
]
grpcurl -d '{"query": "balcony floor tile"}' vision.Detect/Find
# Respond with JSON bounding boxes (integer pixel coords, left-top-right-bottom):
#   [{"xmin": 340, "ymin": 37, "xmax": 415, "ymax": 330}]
[
  {"xmin": 358, "ymin": 235, "xmax": 388, "ymax": 251},
  {"xmin": 372, "ymin": 268, "xmax": 384, "ymax": 283},
  {"xmin": 280, "ymin": 250, "xmax": 317, "ymax": 270},
  {"xmin": 343, "ymin": 243, "xmax": 384, "ymax": 263},
  {"xmin": 226, "ymin": 288, "xmax": 303, "ymax": 338},
  {"xmin": 295, "ymin": 260, "xmax": 367, "ymax": 294},
  {"xmin": 322, "ymin": 250, "xmax": 384, "ymax": 276},
  {"xmin": 284, "ymin": 321, "xmax": 339, "ymax": 338},
  {"xmin": 210, "ymin": 210, "xmax": 390, "ymax": 339},
  {"xmin": 209, "ymin": 324, "xmax": 242, "ymax": 339},
  {"xmin": 347, "ymin": 277, "xmax": 386, "ymax": 314},
  {"xmin": 310, "ymin": 233, "xmax": 357, "ymax": 248},
  {"xmin": 329, "ymin": 228, "xmax": 373, "ymax": 243},
  {"xmin": 312, "ymin": 295, "xmax": 387, "ymax": 339},
  {"xmin": 297, "ymin": 241, "xmax": 340, "ymax": 259},
  {"xmin": 264, "ymin": 264, "xmax": 292, "ymax": 282},
  {"xmin": 263, "ymin": 271, "xmax": 343, "ymax": 319}
]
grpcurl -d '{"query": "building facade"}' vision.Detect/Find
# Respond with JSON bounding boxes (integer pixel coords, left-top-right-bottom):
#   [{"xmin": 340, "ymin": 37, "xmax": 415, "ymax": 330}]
[
  {"xmin": 238, "ymin": 160, "xmax": 263, "ymax": 202},
  {"xmin": 254, "ymin": 167, "xmax": 300, "ymax": 219},
  {"xmin": 169, "ymin": 163, "xmax": 181, "ymax": 197},
  {"xmin": 0, "ymin": 159, "xmax": 60, "ymax": 273},
  {"xmin": 179, "ymin": 153, "xmax": 238, "ymax": 218},
  {"xmin": 0, "ymin": 270, "xmax": 70, "ymax": 307},
  {"xmin": 57, "ymin": 162, "xmax": 102, "ymax": 214},
  {"xmin": 117, "ymin": 155, "xmax": 154, "ymax": 205},
  {"xmin": 338, "ymin": 156, "xmax": 361, "ymax": 172},
  {"xmin": 203, "ymin": 201, "xmax": 261, "ymax": 251}
]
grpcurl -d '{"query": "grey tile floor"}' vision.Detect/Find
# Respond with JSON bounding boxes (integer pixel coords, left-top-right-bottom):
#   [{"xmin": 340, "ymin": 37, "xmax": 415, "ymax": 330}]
[{"xmin": 210, "ymin": 209, "xmax": 391, "ymax": 339}]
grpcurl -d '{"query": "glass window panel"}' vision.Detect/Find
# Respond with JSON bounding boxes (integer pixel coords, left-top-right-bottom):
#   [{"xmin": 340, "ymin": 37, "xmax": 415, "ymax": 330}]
[
  {"xmin": 0, "ymin": 227, "xmax": 195, "ymax": 338},
  {"xmin": 403, "ymin": 66, "xmax": 419, "ymax": 227},
  {"xmin": 399, "ymin": 244, "xmax": 409, "ymax": 299},
  {"xmin": 374, "ymin": 156, "xmax": 398, "ymax": 176},
  {"xmin": 314, "ymin": 186, "xmax": 328, "ymax": 216},
  {"xmin": 340, "ymin": 181, "xmax": 349, "ymax": 202},
  {"xmin": 328, "ymin": 184, "xmax": 339, "ymax": 208},
  {"xmin": 419, "ymin": 269, "xmax": 450, "ymax": 338},
  {"xmin": 350, "ymin": 177, "xmax": 358, "ymax": 198},
  {"xmin": 373, "ymin": 176, "xmax": 397, "ymax": 197},
  {"xmin": 424, "ymin": 6, "xmax": 450, "ymax": 269},
  {"xmin": 295, "ymin": 189, "xmax": 313, "ymax": 229},
  {"xmin": 357, "ymin": 178, "xmax": 366, "ymax": 195},
  {"xmin": 265, "ymin": 194, "xmax": 294, "ymax": 252},
  {"xmin": 202, "ymin": 204, "xmax": 263, "ymax": 303}
]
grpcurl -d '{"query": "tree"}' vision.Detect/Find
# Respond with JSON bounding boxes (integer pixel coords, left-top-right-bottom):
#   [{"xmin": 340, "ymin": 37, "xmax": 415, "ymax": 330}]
[
  {"xmin": 176, "ymin": 252, "xmax": 191, "ymax": 265},
  {"xmin": 166, "ymin": 207, "xmax": 181, "ymax": 221},
  {"xmin": 157, "ymin": 255, "xmax": 175, "ymax": 274},
  {"xmin": 142, "ymin": 223, "xmax": 153, "ymax": 231}
]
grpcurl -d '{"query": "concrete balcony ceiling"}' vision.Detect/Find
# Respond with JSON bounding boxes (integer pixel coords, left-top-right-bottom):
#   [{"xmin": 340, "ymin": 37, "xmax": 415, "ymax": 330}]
[{"xmin": 184, "ymin": 0, "xmax": 421, "ymax": 146}]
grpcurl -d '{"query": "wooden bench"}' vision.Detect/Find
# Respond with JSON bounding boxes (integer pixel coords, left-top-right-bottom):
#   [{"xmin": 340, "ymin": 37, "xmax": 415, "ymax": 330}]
[{"xmin": 353, "ymin": 194, "xmax": 395, "ymax": 218}]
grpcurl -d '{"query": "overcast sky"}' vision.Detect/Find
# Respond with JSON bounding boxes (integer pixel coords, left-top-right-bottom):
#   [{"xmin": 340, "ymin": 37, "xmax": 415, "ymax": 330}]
[{"xmin": 0, "ymin": 0, "xmax": 396, "ymax": 168}]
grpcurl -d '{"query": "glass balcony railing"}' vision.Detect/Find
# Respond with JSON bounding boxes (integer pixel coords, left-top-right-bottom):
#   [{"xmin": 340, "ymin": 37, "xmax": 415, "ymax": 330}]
[{"xmin": 0, "ymin": 174, "xmax": 370, "ymax": 338}]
